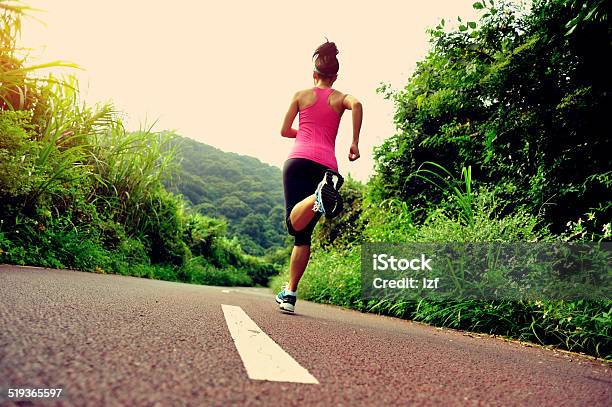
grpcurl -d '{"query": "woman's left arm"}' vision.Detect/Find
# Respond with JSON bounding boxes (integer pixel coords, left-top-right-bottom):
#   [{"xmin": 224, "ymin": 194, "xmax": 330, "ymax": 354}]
[{"xmin": 280, "ymin": 92, "xmax": 299, "ymax": 138}]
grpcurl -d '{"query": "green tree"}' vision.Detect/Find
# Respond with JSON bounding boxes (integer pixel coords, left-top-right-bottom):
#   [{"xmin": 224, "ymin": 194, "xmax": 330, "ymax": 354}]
[
  {"xmin": 371, "ymin": 0, "xmax": 611, "ymax": 233},
  {"xmin": 218, "ymin": 195, "xmax": 251, "ymax": 219}
]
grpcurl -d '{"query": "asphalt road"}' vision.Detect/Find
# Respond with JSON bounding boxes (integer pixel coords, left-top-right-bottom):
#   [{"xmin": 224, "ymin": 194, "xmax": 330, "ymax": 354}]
[{"xmin": 1, "ymin": 265, "xmax": 610, "ymax": 406}]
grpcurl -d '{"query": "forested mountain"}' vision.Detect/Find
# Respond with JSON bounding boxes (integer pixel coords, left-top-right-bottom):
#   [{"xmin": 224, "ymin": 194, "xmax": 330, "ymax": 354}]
[{"xmin": 166, "ymin": 137, "xmax": 288, "ymax": 255}]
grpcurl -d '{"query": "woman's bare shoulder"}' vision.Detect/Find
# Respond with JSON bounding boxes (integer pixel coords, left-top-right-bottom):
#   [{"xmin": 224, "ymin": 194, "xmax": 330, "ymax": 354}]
[
  {"xmin": 293, "ymin": 88, "xmax": 316, "ymax": 109},
  {"xmin": 295, "ymin": 88, "xmax": 315, "ymax": 97},
  {"xmin": 330, "ymin": 89, "xmax": 348, "ymax": 105}
]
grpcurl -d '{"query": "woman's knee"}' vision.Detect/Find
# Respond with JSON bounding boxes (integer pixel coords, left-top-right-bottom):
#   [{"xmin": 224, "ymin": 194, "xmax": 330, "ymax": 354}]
[
  {"xmin": 286, "ymin": 217, "xmax": 311, "ymax": 244},
  {"xmin": 286, "ymin": 216, "xmax": 298, "ymax": 236},
  {"xmin": 287, "ymin": 215, "xmax": 312, "ymax": 235},
  {"xmin": 286, "ymin": 215, "xmax": 319, "ymax": 245},
  {"xmin": 293, "ymin": 233, "xmax": 312, "ymax": 246}
]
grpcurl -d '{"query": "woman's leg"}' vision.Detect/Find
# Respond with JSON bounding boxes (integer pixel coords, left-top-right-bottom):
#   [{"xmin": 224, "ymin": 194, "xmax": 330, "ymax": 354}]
[
  {"xmin": 288, "ymin": 244, "xmax": 310, "ymax": 291},
  {"xmin": 289, "ymin": 195, "xmax": 317, "ymax": 232},
  {"xmin": 286, "ymin": 203, "xmax": 321, "ymax": 292},
  {"xmin": 280, "ymin": 158, "xmax": 327, "ymax": 296}
]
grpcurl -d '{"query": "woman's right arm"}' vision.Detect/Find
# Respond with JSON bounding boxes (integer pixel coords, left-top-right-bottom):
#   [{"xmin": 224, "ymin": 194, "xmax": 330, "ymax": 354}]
[{"xmin": 343, "ymin": 95, "xmax": 363, "ymax": 161}]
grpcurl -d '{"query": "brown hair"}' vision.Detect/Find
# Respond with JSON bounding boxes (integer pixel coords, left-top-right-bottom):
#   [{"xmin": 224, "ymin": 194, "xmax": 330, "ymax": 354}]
[{"xmin": 312, "ymin": 39, "xmax": 339, "ymax": 78}]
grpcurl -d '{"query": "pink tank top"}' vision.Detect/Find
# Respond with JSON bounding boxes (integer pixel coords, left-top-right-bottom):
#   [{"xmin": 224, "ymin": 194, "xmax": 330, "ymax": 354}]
[{"xmin": 287, "ymin": 87, "xmax": 341, "ymax": 171}]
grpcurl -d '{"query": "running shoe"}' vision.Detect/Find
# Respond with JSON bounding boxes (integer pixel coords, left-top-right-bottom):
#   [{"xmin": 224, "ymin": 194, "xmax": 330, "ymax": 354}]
[
  {"xmin": 313, "ymin": 170, "xmax": 344, "ymax": 218},
  {"xmin": 275, "ymin": 284, "xmax": 297, "ymax": 313}
]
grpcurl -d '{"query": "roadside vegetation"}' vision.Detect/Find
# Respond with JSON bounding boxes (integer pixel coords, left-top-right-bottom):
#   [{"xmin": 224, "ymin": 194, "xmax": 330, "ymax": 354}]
[
  {"xmin": 272, "ymin": 0, "xmax": 611, "ymax": 359},
  {"xmin": 0, "ymin": 1, "xmax": 280, "ymax": 287}
]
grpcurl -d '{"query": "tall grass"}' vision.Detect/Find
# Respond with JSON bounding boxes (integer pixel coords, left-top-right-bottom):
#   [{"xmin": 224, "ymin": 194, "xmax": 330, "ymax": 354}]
[
  {"xmin": 88, "ymin": 123, "xmax": 179, "ymax": 234},
  {"xmin": 413, "ymin": 162, "xmax": 474, "ymax": 227},
  {"xmin": 1, "ymin": 1, "xmax": 78, "ymax": 111}
]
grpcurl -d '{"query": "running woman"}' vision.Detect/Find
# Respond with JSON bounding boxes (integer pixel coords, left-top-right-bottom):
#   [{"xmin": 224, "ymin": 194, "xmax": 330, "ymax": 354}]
[{"xmin": 276, "ymin": 39, "xmax": 363, "ymax": 313}]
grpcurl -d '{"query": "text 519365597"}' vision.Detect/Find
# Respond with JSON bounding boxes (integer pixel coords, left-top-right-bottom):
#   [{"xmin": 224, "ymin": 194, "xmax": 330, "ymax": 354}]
[{"xmin": 3, "ymin": 387, "xmax": 65, "ymax": 401}]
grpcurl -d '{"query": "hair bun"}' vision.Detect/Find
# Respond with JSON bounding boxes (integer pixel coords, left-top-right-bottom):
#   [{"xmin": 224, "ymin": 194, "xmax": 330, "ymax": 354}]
[
  {"xmin": 312, "ymin": 38, "xmax": 340, "ymax": 77},
  {"xmin": 312, "ymin": 39, "xmax": 339, "ymax": 60}
]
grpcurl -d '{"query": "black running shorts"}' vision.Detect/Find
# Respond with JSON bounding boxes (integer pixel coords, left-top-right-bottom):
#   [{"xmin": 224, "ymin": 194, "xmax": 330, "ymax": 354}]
[{"xmin": 282, "ymin": 158, "xmax": 330, "ymax": 246}]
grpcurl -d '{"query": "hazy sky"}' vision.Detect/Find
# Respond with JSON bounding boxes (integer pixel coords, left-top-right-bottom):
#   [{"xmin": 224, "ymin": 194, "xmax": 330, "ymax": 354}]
[{"xmin": 20, "ymin": 1, "xmax": 480, "ymax": 181}]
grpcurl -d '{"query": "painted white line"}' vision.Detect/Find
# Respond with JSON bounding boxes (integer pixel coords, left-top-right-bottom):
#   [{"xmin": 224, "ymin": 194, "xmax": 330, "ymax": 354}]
[{"xmin": 221, "ymin": 304, "xmax": 319, "ymax": 384}]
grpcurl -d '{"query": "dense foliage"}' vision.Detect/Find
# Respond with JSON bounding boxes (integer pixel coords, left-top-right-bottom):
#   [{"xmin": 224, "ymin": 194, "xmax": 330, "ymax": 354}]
[
  {"xmin": 273, "ymin": 0, "xmax": 612, "ymax": 359},
  {"xmin": 165, "ymin": 137, "xmax": 287, "ymax": 256},
  {"xmin": 0, "ymin": 3, "xmax": 278, "ymax": 286},
  {"xmin": 371, "ymin": 0, "xmax": 610, "ymax": 235}
]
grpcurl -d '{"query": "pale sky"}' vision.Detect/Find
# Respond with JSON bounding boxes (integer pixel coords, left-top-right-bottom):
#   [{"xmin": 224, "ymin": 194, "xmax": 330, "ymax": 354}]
[{"xmin": 20, "ymin": 0, "xmax": 480, "ymax": 181}]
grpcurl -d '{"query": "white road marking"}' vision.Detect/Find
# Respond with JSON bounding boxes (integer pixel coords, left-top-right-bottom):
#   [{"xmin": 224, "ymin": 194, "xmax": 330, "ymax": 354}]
[{"xmin": 221, "ymin": 304, "xmax": 319, "ymax": 384}]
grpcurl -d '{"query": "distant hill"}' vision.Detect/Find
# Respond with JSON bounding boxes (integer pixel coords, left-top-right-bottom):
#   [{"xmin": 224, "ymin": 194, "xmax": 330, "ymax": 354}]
[{"xmin": 165, "ymin": 136, "xmax": 288, "ymax": 255}]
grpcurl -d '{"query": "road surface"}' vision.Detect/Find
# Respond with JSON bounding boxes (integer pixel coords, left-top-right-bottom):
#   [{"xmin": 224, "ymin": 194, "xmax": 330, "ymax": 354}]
[{"xmin": 1, "ymin": 265, "xmax": 610, "ymax": 406}]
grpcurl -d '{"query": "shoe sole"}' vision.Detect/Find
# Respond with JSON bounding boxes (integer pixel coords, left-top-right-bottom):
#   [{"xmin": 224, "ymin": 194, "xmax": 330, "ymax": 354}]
[
  {"xmin": 321, "ymin": 184, "xmax": 339, "ymax": 210},
  {"xmin": 322, "ymin": 171, "xmax": 344, "ymax": 218},
  {"xmin": 322, "ymin": 190, "xmax": 342, "ymax": 218},
  {"xmin": 326, "ymin": 195, "xmax": 343, "ymax": 219},
  {"xmin": 325, "ymin": 170, "xmax": 344, "ymax": 191},
  {"xmin": 279, "ymin": 302, "xmax": 295, "ymax": 313}
]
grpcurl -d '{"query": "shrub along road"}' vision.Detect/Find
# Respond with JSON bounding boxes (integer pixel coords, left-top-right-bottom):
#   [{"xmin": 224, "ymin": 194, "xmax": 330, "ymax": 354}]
[{"xmin": 0, "ymin": 265, "xmax": 610, "ymax": 406}]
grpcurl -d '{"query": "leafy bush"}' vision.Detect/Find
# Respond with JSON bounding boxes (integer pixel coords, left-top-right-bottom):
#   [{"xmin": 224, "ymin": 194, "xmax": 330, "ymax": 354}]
[
  {"xmin": 371, "ymin": 0, "xmax": 611, "ymax": 234},
  {"xmin": 183, "ymin": 213, "xmax": 227, "ymax": 257},
  {"xmin": 183, "ymin": 257, "xmax": 251, "ymax": 286}
]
